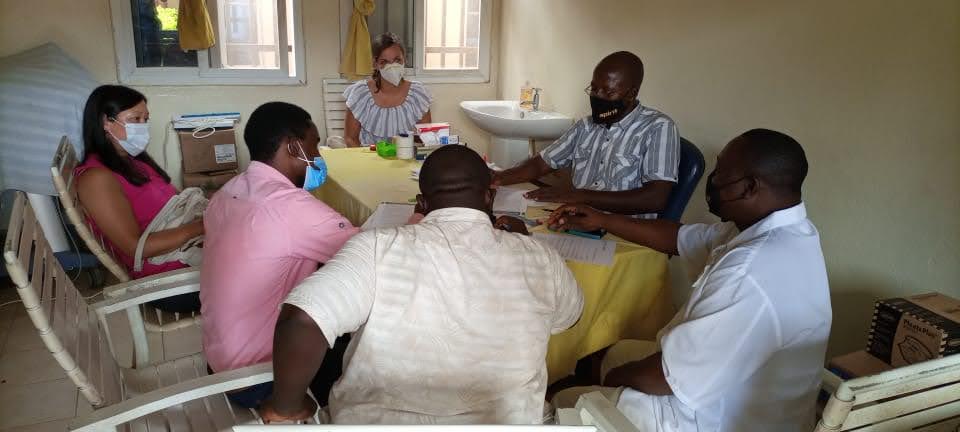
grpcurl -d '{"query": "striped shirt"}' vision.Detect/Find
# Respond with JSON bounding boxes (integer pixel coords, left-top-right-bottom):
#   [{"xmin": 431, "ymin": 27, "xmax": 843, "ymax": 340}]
[
  {"xmin": 285, "ymin": 207, "xmax": 583, "ymax": 424},
  {"xmin": 344, "ymin": 80, "xmax": 432, "ymax": 145},
  {"xmin": 540, "ymin": 104, "xmax": 680, "ymax": 218}
]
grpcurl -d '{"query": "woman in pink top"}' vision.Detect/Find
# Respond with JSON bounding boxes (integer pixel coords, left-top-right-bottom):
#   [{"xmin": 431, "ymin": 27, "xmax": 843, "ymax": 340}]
[{"xmin": 75, "ymin": 85, "xmax": 202, "ymax": 313}]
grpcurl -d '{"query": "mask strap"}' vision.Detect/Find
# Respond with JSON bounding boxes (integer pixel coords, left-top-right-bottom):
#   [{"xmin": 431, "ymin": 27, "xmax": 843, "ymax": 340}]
[
  {"xmin": 106, "ymin": 117, "xmax": 123, "ymax": 142},
  {"xmin": 290, "ymin": 141, "xmax": 311, "ymax": 165}
]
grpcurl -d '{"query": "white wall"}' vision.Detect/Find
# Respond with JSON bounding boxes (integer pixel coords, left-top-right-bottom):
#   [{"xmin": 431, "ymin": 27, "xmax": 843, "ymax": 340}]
[
  {"xmin": 0, "ymin": 0, "xmax": 498, "ymax": 186},
  {"xmin": 499, "ymin": 0, "xmax": 960, "ymax": 356}
]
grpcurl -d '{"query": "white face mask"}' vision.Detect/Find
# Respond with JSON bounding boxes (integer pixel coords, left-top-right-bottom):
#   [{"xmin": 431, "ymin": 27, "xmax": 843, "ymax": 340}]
[
  {"xmin": 379, "ymin": 62, "xmax": 404, "ymax": 86},
  {"xmin": 109, "ymin": 120, "xmax": 151, "ymax": 156}
]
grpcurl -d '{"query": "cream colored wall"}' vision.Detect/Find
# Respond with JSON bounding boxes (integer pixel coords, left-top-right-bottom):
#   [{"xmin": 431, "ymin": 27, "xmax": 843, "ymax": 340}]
[
  {"xmin": 0, "ymin": 0, "xmax": 497, "ymax": 186},
  {"xmin": 499, "ymin": 0, "xmax": 960, "ymax": 355}
]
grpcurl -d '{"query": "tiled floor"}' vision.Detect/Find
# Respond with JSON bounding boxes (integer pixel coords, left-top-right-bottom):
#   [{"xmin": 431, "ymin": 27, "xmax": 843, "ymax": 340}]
[{"xmin": 0, "ymin": 274, "xmax": 202, "ymax": 431}]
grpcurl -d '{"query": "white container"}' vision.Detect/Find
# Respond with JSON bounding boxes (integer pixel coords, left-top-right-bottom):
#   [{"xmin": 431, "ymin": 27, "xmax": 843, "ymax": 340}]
[{"xmin": 396, "ymin": 133, "xmax": 414, "ymax": 160}]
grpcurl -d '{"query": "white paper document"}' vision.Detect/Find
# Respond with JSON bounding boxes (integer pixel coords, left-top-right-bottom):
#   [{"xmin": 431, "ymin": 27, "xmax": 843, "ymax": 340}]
[
  {"xmin": 532, "ymin": 232, "xmax": 617, "ymax": 266},
  {"xmin": 493, "ymin": 186, "xmax": 530, "ymax": 214},
  {"xmin": 361, "ymin": 203, "xmax": 415, "ymax": 231}
]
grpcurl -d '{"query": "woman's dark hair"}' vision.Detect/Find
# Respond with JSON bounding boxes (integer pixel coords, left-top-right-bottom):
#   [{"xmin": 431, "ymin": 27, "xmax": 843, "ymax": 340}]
[
  {"xmin": 371, "ymin": 32, "xmax": 405, "ymax": 93},
  {"xmin": 82, "ymin": 85, "xmax": 170, "ymax": 186}
]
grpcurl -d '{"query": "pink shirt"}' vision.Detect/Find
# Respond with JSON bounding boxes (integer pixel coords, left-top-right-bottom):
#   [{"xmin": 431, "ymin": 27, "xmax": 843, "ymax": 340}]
[
  {"xmin": 200, "ymin": 161, "xmax": 358, "ymax": 373},
  {"xmin": 75, "ymin": 155, "xmax": 188, "ymax": 279}
]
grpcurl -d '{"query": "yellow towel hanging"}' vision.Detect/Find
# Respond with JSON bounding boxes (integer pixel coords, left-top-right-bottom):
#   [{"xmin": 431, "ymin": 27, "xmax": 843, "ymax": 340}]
[
  {"xmin": 178, "ymin": 0, "xmax": 216, "ymax": 51},
  {"xmin": 339, "ymin": 0, "xmax": 376, "ymax": 80}
]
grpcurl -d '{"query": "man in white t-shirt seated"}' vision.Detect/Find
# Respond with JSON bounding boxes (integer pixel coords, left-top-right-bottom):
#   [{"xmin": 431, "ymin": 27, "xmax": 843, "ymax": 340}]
[
  {"xmin": 548, "ymin": 128, "xmax": 831, "ymax": 431},
  {"xmin": 258, "ymin": 145, "xmax": 584, "ymax": 424}
]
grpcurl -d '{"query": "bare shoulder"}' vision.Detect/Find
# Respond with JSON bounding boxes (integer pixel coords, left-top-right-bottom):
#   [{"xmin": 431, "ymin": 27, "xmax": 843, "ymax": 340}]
[{"xmin": 75, "ymin": 167, "xmax": 123, "ymax": 201}]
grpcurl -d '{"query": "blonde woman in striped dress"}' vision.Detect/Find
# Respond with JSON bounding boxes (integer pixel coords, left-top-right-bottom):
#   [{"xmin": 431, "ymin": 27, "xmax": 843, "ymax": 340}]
[{"xmin": 343, "ymin": 32, "xmax": 432, "ymax": 148}]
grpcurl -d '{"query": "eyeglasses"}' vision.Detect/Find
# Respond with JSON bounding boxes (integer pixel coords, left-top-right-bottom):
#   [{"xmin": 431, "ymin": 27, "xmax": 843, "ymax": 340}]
[{"xmin": 584, "ymin": 84, "xmax": 619, "ymax": 100}]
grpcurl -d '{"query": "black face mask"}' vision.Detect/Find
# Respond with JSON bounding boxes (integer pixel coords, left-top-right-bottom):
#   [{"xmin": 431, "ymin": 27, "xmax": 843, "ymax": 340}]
[
  {"xmin": 705, "ymin": 172, "xmax": 749, "ymax": 217},
  {"xmin": 590, "ymin": 95, "xmax": 628, "ymax": 125}
]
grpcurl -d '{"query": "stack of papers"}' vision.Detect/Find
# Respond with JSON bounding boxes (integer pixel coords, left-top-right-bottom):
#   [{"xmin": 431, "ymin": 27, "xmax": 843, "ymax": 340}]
[
  {"xmin": 361, "ymin": 203, "xmax": 415, "ymax": 231},
  {"xmin": 493, "ymin": 185, "xmax": 530, "ymax": 214},
  {"xmin": 532, "ymin": 232, "xmax": 617, "ymax": 266}
]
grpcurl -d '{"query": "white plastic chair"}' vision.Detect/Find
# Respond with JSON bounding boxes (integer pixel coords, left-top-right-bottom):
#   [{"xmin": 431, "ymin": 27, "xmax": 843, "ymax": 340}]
[
  {"xmin": 3, "ymin": 191, "xmax": 292, "ymax": 431},
  {"xmin": 234, "ymin": 426, "xmax": 597, "ymax": 432},
  {"xmin": 816, "ymin": 355, "xmax": 960, "ymax": 431},
  {"xmin": 51, "ymin": 137, "xmax": 202, "ymax": 367},
  {"xmin": 556, "ymin": 392, "xmax": 639, "ymax": 432},
  {"xmin": 321, "ymin": 78, "xmax": 351, "ymax": 141}
]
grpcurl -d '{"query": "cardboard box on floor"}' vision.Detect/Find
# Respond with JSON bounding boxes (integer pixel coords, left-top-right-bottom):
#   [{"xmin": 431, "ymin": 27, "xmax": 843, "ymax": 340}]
[
  {"xmin": 867, "ymin": 292, "xmax": 960, "ymax": 367},
  {"xmin": 182, "ymin": 169, "xmax": 237, "ymax": 197},
  {"xmin": 828, "ymin": 350, "xmax": 893, "ymax": 380},
  {"xmin": 178, "ymin": 128, "xmax": 239, "ymax": 174}
]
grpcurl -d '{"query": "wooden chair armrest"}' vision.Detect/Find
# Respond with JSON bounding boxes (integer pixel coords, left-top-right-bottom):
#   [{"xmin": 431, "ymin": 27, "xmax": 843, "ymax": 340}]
[
  {"xmin": 92, "ymin": 278, "xmax": 200, "ymax": 316},
  {"xmin": 69, "ymin": 363, "xmax": 272, "ymax": 432},
  {"xmin": 102, "ymin": 267, "xmax": 200, "ymax": 298}
]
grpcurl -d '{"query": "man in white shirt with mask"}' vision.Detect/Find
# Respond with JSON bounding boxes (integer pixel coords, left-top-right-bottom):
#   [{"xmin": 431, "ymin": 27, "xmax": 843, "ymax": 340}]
[
  {"xmin": 259, "ymin": 144, "xmax": 584, "ymax": 424},
  {"xmin": 548, "ymin": 128, "xmax": 831, "ymax": 431}
]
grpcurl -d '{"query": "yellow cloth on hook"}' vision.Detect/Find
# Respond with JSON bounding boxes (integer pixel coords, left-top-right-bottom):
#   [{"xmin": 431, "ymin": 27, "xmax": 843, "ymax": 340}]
[
  {"xmin": 339, "ymin": 0, "xmax": 376, "ymax": 80},
  {"xmin": 178, "ymin": 0, "xmax": 215, "ymax": 51}
]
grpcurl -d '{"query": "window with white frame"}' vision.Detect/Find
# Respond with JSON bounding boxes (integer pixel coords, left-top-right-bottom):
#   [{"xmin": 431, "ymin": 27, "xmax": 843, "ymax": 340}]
[
  {"xmin": 347, "ymin": 0, "xmax": 491, "ymax": 83},
  {"xmin": 111, "ymin": 0, "xmax": 305, "ymax": 85}
]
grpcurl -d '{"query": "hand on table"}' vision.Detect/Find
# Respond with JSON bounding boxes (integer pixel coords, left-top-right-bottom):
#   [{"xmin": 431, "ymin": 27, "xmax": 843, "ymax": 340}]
[
  {"xmin": 524, "ymin": 186, "xmax": 584, "ymax": 204},
  {"xmin": 258, "ymin": 394, "xmax": 317, "ymax": 424},
  {"xmin": 494, "ymin": 215, "xmax": 530, "ymax": 236},
  {"xmin": 547, "ymin": 204, "xmax": 606, "ymax": 232}
]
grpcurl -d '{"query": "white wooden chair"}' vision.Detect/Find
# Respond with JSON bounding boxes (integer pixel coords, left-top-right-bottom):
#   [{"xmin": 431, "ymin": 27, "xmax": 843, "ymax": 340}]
[
  {"xmin": 321, "ymin": 78, "xmax": 351, "ymax": 144},
  {"xmin": 556, "ymin": 392, "xmax": 640, "ymax": 432},
  {"xmin": 3, "ymin": 191, "xmax": 307, "ymax": 431},
  {"xmin": 234, "ymin": 427, "xmax": 596, "ymax": 432},
  {"xmin": 816, "ymin": 355, "xmax": 960, "ymax": 431},
  {"xmin": 51, "ymin": 137, "xmax": 202, "ymax": 366}
]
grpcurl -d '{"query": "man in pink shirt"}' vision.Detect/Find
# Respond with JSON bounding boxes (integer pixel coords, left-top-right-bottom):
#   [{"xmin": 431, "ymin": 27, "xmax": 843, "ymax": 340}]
[{"xmin": 201, "ymin": 102, "xmax": 358, "ymax": 408}]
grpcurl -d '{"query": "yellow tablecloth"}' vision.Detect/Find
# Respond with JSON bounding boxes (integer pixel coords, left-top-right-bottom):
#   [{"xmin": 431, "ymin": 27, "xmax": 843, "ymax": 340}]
[{"xmin": 312, "ymin": 148, "xmax": 675, "ymax": 382}]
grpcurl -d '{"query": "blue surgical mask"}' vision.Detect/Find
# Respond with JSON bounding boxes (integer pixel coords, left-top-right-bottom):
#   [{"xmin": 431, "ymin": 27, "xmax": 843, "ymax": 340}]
[
  {"xmin": 294, "ymin": 141, "xmax": 327, "ymax": 191},
  {"xmin": 304, "ymin": 157, "xmax": 328, "ymax": 191}
]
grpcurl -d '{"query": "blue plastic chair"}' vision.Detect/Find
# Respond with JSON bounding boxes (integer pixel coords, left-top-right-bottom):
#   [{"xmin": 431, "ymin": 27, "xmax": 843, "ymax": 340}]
[{"xmin": 659, "ymin": 138, "xmax": 706, "ymax": 222}]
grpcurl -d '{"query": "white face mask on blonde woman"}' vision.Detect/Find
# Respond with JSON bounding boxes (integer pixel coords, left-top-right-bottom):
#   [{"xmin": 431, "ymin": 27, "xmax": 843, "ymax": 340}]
[{"xmin": 380, "ymin": 62, "xmax": 404, "ymax": 86}]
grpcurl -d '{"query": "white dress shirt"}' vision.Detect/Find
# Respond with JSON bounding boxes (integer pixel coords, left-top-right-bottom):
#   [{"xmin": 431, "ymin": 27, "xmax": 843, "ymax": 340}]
[
  {"xmin": 617, "ymin": 203, "xmax": 832, "ymax": 432},
  {"xmin": 285, "ymin": 207, "xmax": 584, "ymax": 424}
]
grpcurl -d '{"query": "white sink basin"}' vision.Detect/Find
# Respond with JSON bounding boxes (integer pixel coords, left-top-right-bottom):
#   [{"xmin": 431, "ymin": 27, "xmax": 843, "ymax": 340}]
[{"xmin": 460, "ymin": 100, "xmax": 573, "ymax": 140}]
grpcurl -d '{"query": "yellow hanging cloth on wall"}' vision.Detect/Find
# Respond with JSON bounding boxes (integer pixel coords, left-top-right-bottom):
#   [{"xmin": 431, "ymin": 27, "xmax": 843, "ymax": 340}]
[
  {"xmin": 178, "ymin": 0, "xmax": 216, "ymax": 51},
  {"xmin": 339, "ymin": 0, "xmax": 376, "ymax": 80}
]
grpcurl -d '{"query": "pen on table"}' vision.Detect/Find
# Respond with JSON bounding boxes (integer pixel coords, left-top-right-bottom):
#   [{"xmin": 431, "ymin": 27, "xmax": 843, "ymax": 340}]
[{"xmin": 566, "ymin": 229, "xmax": 604, "ymax": 240}]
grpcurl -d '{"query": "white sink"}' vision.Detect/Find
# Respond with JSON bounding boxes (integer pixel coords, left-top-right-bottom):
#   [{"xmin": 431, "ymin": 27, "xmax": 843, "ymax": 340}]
[
  {"xmin": 460, "ymin": 100, "xmax": 572, "ymax": 140},
  {"xmin": 460, "ymin": 100, "xmax": 573, "ymax": 168}
]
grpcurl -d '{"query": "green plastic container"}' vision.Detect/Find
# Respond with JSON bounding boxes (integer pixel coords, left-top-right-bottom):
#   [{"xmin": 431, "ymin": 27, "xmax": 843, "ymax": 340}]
[{"xmin": 376, "ymin": 140, "xmax": 396, "ymax": 158}]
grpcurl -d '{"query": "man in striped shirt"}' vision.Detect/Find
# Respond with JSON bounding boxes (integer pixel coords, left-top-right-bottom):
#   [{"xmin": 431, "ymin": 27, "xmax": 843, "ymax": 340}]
[{"xmin": 495, "ymin": 51, "xmax": 680, "ymax": 219}]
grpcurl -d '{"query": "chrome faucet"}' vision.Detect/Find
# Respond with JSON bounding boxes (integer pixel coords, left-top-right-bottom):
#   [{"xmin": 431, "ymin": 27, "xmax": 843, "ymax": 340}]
[{"xmin": 531, "ymin": 88, "xmax": 542, "ymax": 111}]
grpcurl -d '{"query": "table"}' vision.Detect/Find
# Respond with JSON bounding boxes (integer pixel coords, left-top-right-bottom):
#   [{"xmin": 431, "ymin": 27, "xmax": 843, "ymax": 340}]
[{"xmin": 312, "ymin": 148, "xmax": 675, "ymax": 382}]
